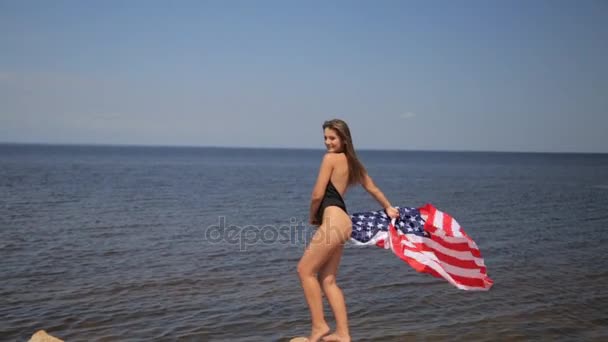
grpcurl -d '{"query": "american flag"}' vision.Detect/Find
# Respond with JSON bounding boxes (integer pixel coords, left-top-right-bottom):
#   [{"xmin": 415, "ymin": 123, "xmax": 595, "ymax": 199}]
[{"xmin": 350, "ymin": 203, "xmax": 493, "ymax": 291}]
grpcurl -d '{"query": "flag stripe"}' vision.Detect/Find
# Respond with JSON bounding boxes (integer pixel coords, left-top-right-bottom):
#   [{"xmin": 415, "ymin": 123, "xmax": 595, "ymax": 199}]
[
  {"xmin": 436, "ymin": 234, "xmax": 480, "ymax": 251},
  {"xmin": 433, "ymin": 210, "xmax": 443, "ymax": 232},
  {"xmin": 429, "ymin": 234, "xmax": 482, "ymax": 258},
  {"xmin": 451, "ymin": 219, "xmax": 463, "ymax": 238},
  {"xmin": 400, "ymin": 234, "xmax": 486, "ymax": 267},
  {"xmin": 401, "ymin": 242, "xmax": 487, "ymax": 274},
  {"xmin": 442, "ymin": 213, "xmax": 454, "ymax": 236},
  {"xmin": 401, "ymin": 251, "xmax": 493, "ymax": 288},
  {"xmin": 393, "ymin": 247, "xmax": 492, "ymax": 290},
  {"xmin": 399, "ymin": 245, "xmax": 487, "ymax": 277},
  {"xmin": 390, "ymin": 226, "xmax": 488, "ymax": 276}
]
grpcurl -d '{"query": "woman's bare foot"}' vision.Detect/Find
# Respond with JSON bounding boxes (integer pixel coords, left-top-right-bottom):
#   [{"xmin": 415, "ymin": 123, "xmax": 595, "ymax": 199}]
[
  {"xmin": 322, "ymin": 332, "xmax": 351, "ymax": 342},
  {"xmin": 308, "ymin": 324, "xmax": 331, "ymax": 342}
]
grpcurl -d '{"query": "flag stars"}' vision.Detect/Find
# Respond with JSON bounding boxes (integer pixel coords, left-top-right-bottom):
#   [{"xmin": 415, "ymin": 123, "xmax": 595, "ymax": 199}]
[{"xmin": 350, "ymin": 209, "xmax": 430, "ymax": 242}]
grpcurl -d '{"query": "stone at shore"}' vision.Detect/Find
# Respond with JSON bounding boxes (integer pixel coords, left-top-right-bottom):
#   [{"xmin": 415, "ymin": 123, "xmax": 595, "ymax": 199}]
[{"xmin": 28, "ymin": 330, "xmax": 64, "ymax": 342}]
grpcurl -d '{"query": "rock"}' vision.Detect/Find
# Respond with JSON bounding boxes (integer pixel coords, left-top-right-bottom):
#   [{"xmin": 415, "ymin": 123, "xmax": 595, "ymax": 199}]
[{"xmin": 28, "ymin": 330, "xmax": 64, "ymax": 342}]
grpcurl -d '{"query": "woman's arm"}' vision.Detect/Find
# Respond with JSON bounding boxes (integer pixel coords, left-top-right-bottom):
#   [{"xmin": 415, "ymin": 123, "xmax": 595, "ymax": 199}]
[
  {"xmin": 309, "ymin": 153, "xmax": 334, "ymax": 225},
  {"xmin": 361, "ymin": 173, "xmax": 399, "ymax": 218}
]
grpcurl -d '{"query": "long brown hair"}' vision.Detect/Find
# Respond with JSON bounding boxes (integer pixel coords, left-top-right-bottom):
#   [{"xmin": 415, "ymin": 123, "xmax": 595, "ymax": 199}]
[{"xmin": 323, "ymin": 119, "xmax": 367, "ymax": 185}]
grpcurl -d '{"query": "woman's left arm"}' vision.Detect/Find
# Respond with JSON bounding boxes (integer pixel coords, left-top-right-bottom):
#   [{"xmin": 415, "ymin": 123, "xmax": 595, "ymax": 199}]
[{"xmin": 309, "ymin": 153, "xmax": 334, "ymax": 225}]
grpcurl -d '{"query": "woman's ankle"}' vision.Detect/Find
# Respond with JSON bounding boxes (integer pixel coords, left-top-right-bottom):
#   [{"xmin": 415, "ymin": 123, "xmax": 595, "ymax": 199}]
[
  {"xmin": 334, "ymin": 328, "xmax": 349, "ymax": 337},
  {"xmin": 312, "ymin": 322, "xmax": 330, "ymax": 331}
]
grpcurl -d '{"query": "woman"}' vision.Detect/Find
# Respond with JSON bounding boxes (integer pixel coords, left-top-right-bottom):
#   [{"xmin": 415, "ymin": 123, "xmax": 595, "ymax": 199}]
[{"xmin": 297, "ymin": 119, "xmax": 399, "ymax": 342}]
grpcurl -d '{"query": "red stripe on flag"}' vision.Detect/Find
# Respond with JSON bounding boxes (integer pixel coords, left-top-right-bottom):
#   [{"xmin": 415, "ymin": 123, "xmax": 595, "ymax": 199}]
[
  {"xmin": 443, "ymin": 213, "xmax": 453, "ymax": 236},
  {"xmin": 400, "ymin": 241, "xmax": 485, "ymax": 272},
  {"xmin": 427, "ymin": 233, "xmax": 480, "ymax": 254}
]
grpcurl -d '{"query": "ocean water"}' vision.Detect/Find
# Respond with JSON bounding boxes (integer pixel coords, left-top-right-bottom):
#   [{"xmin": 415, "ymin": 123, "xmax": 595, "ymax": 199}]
[{"xmin": 1, "ymin": 144, "xmax": 607, "ymax": 341}]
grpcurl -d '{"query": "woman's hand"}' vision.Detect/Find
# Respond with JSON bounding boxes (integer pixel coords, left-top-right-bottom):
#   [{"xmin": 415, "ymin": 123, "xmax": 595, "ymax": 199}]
[{"xmin": 385, "ymin": 206, "xmax": 400, "ymax": 220}]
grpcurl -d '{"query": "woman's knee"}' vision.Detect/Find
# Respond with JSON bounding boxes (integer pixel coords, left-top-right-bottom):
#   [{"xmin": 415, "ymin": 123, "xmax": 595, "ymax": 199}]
[
  {"xmin": 297, "ymin": 260, "xmax": 313, "ymax": 278},
  {"xmin": 319, "ymin": 274, "xmax": 337, "ymax": 290}
]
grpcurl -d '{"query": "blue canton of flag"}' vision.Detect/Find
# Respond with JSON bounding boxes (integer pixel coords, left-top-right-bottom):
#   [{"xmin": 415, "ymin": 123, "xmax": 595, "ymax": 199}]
[{"xmin": 350, "ymin": 207, "xmax": 428, "ymax": 244}]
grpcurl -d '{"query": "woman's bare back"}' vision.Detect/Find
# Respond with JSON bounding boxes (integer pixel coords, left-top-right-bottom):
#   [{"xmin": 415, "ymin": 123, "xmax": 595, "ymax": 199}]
[{"xmin": 329, "ymin": 153, "xmax": 350, "ymax": 196}]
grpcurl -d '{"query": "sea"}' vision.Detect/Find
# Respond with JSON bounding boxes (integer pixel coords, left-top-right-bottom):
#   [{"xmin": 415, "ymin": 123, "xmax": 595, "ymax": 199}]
[{"xmin": 1, "ymin": 143, "xmax": 607, "ymax": 341}]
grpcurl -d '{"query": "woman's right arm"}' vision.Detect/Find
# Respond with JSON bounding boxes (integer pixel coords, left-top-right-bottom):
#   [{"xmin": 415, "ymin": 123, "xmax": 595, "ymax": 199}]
[{"xmin": 361, "ymin": 173, "xmax": 399, "ymax": 218}]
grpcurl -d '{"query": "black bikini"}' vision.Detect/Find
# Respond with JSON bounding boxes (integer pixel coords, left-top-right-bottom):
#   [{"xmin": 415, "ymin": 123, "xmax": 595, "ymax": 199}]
[{"xmin": 316, "ymin": 180, "xmax": 347, "ymax": 223}]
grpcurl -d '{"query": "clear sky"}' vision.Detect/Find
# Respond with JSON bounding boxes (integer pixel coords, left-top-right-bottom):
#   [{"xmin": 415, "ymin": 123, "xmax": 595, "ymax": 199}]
[{"xmin": 1, "ymin": 0, "xmax": 607, "ymax": 153}]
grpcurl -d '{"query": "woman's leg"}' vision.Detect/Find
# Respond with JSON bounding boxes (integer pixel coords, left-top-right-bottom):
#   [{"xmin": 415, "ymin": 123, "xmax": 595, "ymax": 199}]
[
  {"xmin": 297, "ymin": 220, "xmax": 343, "ymax": 341},
  {"xmin": 317, "ymin": 207, "xmax": 352, "ymax": 342},
  {"xmin": 318, "ymin": 245, "xmax": 350, "ymax": 341}
]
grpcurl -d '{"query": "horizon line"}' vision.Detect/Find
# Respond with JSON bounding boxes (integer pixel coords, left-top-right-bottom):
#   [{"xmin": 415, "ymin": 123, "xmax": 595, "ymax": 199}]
[{"xmin": 1, "ymin": 141, "xmax": 606, "ymax": 155}]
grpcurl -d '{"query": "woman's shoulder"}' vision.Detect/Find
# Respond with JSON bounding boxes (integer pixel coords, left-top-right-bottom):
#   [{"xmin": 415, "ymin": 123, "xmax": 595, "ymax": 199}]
[
  {"xmin": 320, "ymin": 153, "xmax": 345, "ymax": 168},
  {"xmin": 322, "ymin": 152, "xmax": 346, "ymax": 160},
  {"xmin": 322, "ymin": 152, "xmax": 348, "ymax": 167}
]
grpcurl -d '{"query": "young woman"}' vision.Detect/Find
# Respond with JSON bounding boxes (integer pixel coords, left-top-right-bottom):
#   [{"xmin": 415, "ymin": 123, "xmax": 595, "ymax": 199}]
[{"xmin": 297, "ymin": 119, "xmax": 399, "ymax": 342}]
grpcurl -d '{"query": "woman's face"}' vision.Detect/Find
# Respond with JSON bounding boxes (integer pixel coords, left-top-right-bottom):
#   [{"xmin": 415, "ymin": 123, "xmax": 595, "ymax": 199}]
[{"xmin": 324, "ymin": 127, "xmax": 343, "ymax": 153}]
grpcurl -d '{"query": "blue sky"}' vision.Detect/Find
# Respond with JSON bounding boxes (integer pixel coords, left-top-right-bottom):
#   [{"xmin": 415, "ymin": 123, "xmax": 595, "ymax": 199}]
[{"xmin": 1, "ymin": 0, "xmax": 607, "ymax": 152}]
